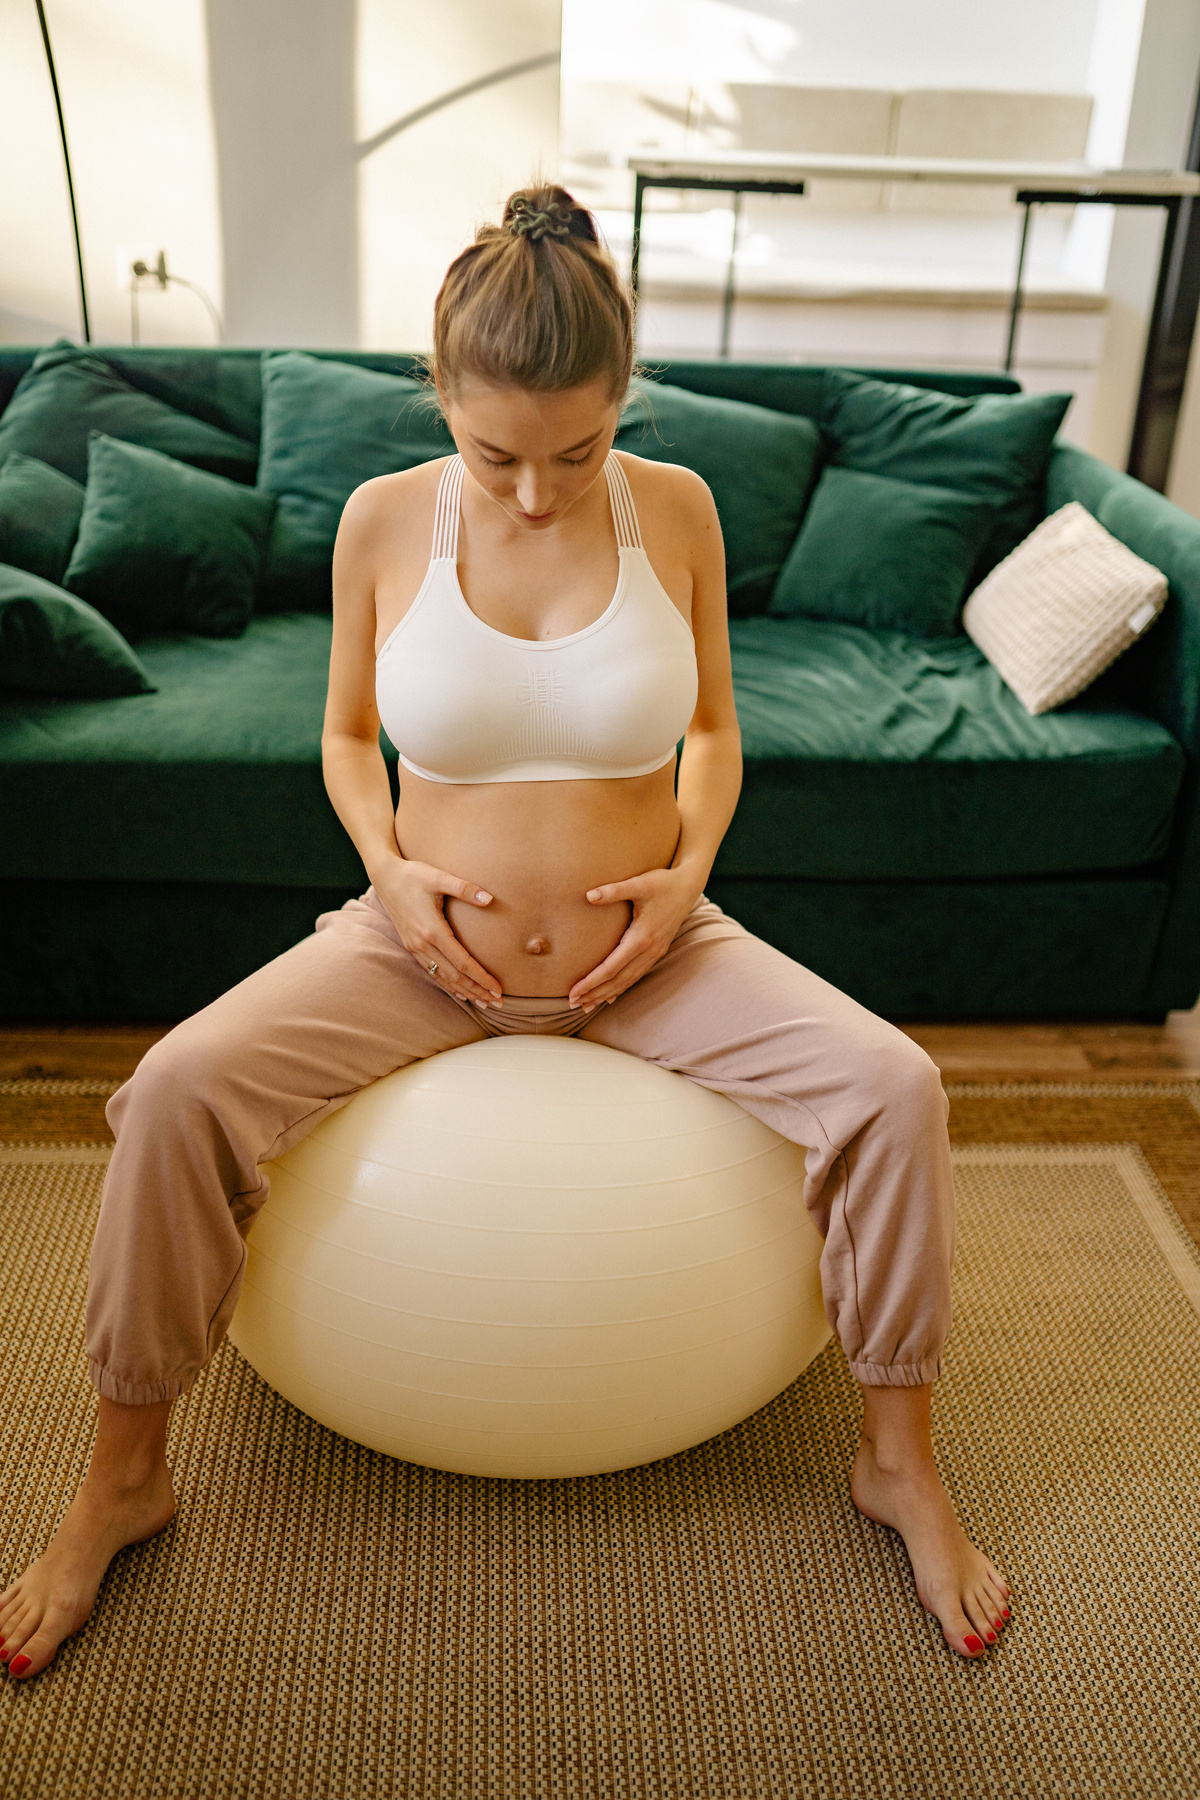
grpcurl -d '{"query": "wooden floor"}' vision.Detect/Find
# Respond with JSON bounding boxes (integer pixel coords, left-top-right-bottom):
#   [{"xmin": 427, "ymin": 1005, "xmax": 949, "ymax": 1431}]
[
  {"xmin": 904, "ymin": 1006, "xmax": 1200, "ymax": 1081},
  {"xmin": 2, "ymin": 1005, "xmax": 1200, "ymax": 1084}
]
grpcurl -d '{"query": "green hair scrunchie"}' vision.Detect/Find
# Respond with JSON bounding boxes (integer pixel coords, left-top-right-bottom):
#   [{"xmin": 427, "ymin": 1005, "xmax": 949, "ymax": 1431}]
[{"xmin": 507, "ymin": 197, "xmax": 573, "ymax": 243}]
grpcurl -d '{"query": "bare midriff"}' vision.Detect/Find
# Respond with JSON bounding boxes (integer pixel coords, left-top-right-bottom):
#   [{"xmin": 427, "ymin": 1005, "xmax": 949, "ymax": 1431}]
[{"xmin": 394, "ymin": 762, "xmax": 682, "ymax": 997}]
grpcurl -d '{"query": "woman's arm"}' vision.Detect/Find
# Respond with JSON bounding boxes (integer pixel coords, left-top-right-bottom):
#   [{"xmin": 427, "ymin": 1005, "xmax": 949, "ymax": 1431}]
[
  {"xmin": 669, "ymin": 486, "xmax": 743, "ymax": 888},
  {"xmin": 569, "ymin": 468, "xmax": 742, "ymax": 1008},
  {"xmin": 323, "ymin": 479, "xmax": 503, "ymax": 1004}
]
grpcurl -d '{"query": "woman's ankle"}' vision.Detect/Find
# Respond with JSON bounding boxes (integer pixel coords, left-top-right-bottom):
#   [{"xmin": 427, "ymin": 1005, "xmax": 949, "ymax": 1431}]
[
  {"xmin": 84, "ymin": 1395, "xmax": 173, "ymax": 1492},
  {"xmin": 80, "ymin": 1456, "xmax": 170, "ymax": 1500},
  {"xmin": 857, "ymin": 1381, "xmax": 937, "ymax": 1474}
]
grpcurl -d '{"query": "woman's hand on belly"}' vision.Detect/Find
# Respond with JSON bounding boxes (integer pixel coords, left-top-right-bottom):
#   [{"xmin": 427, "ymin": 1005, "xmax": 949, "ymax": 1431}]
[
  {"xmin": 372, "ymin": 856, "xmax": 504, "ymax": 1005},
  {"xmin": 568, "ymin": 864, "xmax": 705, "ymax": 1011}
]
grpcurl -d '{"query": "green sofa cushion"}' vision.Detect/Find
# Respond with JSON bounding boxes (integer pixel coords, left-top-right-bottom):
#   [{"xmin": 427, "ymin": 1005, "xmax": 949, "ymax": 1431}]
[
  {"xmin": 0, "ymin": 453, "xmax": 84, "ymax": 584},
  {"xmin": 822, "ymin": 370, "xmax": 1071, "ymax": 579},
  {"xmin": 768, "ymin": 466, "xmax": 991, "ymax": 634},
  {"xmin": 0, "ymin": 341, "xmax": 258, "ymax": 487},
  {"xmin": 615, "ymin": 379, "xmax": 822, "ymax": 615},
  {"xmin": 256, "ymin": 350, "xmax": 454, "ymax": 611},
  {"xmin": 0, "ymin": 348, "xmax": 1025, "ymax": 448},
  {"xmin": 720, "ymin": 615, "xmax": 1185, "ymax": 879},
  {"xmin": 0, "ymin": 609, "xmax": 1181, "ymax": 890},
  {"xmin": 0, "ymin": 615, "xmax": 367, "ymax": 886},
  {"xmin": 0, "ymin": 563, "xmax": 153, "ymax": 697},
  {"xmin": 64, "ymin": 435, "xmax": 276, "ymax": 641}
]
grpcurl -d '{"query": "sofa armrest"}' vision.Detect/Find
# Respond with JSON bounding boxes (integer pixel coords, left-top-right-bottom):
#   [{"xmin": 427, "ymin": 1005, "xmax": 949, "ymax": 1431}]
[
  {"xmin": 1046, "ymin": 442, "xmax": 1200, "ymax": 754},
  {"xmin": 1047, "ymin": 442, "xmax": 1200, "ymax": 1010}
]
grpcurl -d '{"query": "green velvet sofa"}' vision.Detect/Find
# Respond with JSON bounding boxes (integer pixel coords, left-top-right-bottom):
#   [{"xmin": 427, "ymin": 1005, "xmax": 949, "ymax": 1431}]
[{"xmin": 2, "ymin": 346, "xmax": 1199, "ymax": 1024}]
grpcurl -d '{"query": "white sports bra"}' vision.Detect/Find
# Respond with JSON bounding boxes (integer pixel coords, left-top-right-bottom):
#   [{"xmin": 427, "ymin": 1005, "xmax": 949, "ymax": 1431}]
[{"xmin": 375, "ymin": 453, "xmax": 698, "ymax": 784}]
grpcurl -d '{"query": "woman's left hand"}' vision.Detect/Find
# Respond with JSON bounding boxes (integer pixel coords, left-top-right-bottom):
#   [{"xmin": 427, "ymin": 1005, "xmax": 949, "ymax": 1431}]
[{"xmin": 569, "ymin": 865, "xmax": 702, "ymax": 1010}]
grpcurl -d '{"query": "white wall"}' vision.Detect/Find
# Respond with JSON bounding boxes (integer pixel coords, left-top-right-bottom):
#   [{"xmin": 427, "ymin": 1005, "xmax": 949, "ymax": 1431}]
[
  {"xmin": 0, "ymin": 0, "xmax": 222, "ymax": 345},
  {"xmin": 563, "ymin": 0, "xmax": 1102, "ymax": 91},
  {"xmin": 205, "ymin": 0, "xmax": 358, "ymax": 347},
  {"xmin": 2, "ymin": 0, "xmax": 560, "ymax": 353},
  {"xmin": 205, "ymin": 0, "xmax": 561, "ymax": 351},
  {"xmin": 357, "ymin": 0, "xmax": 561, "ymax": 353}
]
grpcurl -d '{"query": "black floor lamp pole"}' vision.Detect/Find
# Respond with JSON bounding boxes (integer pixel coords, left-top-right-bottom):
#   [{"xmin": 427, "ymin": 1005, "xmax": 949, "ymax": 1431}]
[{"xmin": 34, "ymin": 0, "xmax": 90, "ymax": 342}]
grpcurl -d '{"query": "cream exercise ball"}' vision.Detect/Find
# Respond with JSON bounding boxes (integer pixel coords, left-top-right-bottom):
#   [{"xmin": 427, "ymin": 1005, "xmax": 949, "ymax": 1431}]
[{"xmin": 228, "ymin": 1036, "xmax": 830, "ymax": 1479}]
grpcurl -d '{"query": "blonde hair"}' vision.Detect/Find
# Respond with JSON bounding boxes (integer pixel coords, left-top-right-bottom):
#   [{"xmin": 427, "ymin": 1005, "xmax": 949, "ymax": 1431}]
[{"xmin": 432, "ymin": 184, "xmax": 633, "ymax": 403}]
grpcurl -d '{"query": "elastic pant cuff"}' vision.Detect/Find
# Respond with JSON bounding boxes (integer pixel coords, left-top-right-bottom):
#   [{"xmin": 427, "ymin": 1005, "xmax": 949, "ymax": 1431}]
[
  {"xmin": 848, "ymin": 1353, "xmax": 943, "ymax": 1389},
  {"xmin": 88, "ymin": 1358, "xmax": 196, "ymax": 1406}
]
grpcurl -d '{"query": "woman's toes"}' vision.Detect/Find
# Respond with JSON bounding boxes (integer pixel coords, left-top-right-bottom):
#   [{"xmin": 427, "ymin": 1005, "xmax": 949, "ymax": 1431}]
[
  {"xmin": 7, "ymin": 1647, "xmax": 38, "ymax": 1679},
  {"xmin": 0, "ymin": 1611, "xmax": 27, "ymax": 1659},
  {"xmin": 974, "ymin": 1583, "xmax": 1004, "ymax": 1626},
  {"xmin": 964, "ymin": 1592, "xmax": 999, "ymax": 1646},
  {"xmin": 943, "ymin": 1610, "xmax": 987, "ymax": 1657},
  {"xmin": 5, "ymin": 1615, "xmax": 63, "ymax": 1680}
]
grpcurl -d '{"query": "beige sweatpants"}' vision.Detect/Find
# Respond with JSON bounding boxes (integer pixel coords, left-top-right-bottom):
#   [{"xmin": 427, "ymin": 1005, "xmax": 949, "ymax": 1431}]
[{"xmin": 89, "ymin": 891, "xmax": 955, "ymax": 1404}]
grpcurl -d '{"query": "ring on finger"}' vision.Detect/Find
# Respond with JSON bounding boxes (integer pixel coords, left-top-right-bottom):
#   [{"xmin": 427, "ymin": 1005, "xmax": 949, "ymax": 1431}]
[{"xmin": 428, "ymin": 960, "xmax": 438, "ymax": 975}]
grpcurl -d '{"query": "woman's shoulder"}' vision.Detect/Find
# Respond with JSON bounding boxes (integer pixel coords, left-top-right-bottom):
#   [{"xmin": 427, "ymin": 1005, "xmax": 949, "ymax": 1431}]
[
  {"xmin": 611, "ymin": 447, "xmax": 714, "ymax": 511},
  {"xmin": 340, "ymin": 454, "xmax": 454, "ymax": 533},
  {"xmin": 610, "ymin": 449, "xmax": 719, "ymax": 550},
  {"xmin": 334, "ymin": 456, "xmax": 456, "ymax": 586}
]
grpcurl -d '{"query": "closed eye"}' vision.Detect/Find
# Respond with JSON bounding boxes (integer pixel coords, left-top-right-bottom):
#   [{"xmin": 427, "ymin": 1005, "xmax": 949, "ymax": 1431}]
[{"xmin": 475, "ymin": 444, "xmax": 600, "ymax": 470}]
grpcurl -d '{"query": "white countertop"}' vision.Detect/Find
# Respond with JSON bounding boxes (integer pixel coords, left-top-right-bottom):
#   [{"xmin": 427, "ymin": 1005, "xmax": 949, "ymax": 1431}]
[{"xmin": 627, "ymin": 151, "xmax": 1200, "ymax": 195}]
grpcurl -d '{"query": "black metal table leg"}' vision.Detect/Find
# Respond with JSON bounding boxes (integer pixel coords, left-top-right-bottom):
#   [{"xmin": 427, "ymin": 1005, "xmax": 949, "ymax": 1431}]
[
  {"xmin": 1127, "ymin": 195, "xmax": 1197, "ymax": 490},
  {"xmin": 720, "ymin": 190, "xmax": 743, "ymax": 359},
  {"xmin": 1005, "ymin": 200, "xmax": 1034, "ymax": 373},
  {"xmin": 631, "ymin": 174, "xmax": 646, "ymax": 305},
  {"xmin": 627, "ymin": 174, "xmax": 805, "ymax": 362},
  {"xmin": 1128, "ymin": 77, "xmax": 1200, "ymax": 489}
]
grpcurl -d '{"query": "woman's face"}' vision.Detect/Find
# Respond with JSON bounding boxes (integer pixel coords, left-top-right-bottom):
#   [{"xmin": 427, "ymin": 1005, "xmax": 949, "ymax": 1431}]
[{"xmin": 438, "ymin": 375, "xmax": 621, "ymax": 531}]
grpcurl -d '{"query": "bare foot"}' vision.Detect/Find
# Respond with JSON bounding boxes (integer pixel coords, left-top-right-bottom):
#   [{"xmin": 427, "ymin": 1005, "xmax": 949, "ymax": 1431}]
[
  {"xmin": 1, "ymin": 1397, "xmax": 176, "ymax": 1681},
  {"xmin": 851, "ymin": 1386, "xmax": 1010, "ymax": 1659}
]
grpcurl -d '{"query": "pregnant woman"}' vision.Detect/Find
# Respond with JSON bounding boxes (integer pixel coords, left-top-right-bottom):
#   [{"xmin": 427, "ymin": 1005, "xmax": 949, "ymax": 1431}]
[{"xmin": 1, "ymin": 187, "xmax": 1009, "ymax": 1679}]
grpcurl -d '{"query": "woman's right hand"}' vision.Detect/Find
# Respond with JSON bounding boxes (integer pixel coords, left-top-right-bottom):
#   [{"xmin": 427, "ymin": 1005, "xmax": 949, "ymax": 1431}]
[{"xmin": 370, "ymin": 856, "xmax": 503, "ymax": 1005}]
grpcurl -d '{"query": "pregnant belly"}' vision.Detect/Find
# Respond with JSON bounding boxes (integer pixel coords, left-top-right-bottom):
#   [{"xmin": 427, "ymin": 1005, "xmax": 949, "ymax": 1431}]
[{"xmin": 394, "ymin": 767, "xmax": 682, "ymax": 997}]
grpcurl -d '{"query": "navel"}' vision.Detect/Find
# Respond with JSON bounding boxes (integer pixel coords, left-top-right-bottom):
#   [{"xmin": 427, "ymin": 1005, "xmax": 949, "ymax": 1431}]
[{"xmin": 524, "ymin": 936, "xmax": 551, "ymax": 957}]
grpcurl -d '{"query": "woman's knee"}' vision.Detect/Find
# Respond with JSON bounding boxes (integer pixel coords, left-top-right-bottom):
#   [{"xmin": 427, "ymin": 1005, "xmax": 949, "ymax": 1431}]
[
  {"xmin": 108, "ymin": 1019, "xmax": 245, "ymax": 1137},
  {"xmin": 860, "ymin": 1027, "xmax": 947, "ymax": 1133}
]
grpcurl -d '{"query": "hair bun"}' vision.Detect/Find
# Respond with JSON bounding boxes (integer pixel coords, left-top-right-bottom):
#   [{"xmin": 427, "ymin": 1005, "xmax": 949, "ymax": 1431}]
[
  {"xmin": 505, "ymin": 194, "xmax": 574, "ymax": 244},
  {"xmin": 434, "ymin": 182, "xmax": 630, "ymax": 400},
  {"xmin": 501, "ymin": 186, "xmax": 599, "ymax": 247}
]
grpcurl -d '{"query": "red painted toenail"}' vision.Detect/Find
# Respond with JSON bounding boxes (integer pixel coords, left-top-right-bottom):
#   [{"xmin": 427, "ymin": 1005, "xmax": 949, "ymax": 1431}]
[
  {"xmin": 1002, "ymin": 1608, "xmax": 1010, "ymax": 1619},
  {"xmin": 963, "ymin": 1634, "xmax": 984, "ymax": 1654},
  {"xmin": 9, "ymin": 1655, "xmax": 31, "ymax": 1676},
  {"xmin": 986, "ymin": 1631, "xmax": 996, "ymax": 1643}
]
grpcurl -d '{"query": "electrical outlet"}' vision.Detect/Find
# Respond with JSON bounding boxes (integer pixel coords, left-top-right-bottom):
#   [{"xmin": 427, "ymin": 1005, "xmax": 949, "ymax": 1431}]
[{"xmin": 116, "ymin": 246, "xmax": 168, "ymax": 291}]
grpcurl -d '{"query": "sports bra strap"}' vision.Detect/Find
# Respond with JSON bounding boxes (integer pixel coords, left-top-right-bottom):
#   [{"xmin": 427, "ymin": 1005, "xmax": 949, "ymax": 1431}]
[
  {"xmin": 603, "ymin": 453, "xmax": 644, "ymax": 550},
  {"xmin": 429, "ymin": 450, "xmax": 644, "ymax": 561},
  {"xmin": 431, "ymin": 456, "xmax": 466, "ymax": 561}
]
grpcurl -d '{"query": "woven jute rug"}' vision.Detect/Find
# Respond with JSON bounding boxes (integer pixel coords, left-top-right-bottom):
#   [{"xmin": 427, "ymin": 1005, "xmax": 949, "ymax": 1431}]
[{"xmin": 3, "ymin": 1080, "xmax": 1200, "ymax": 1800}]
